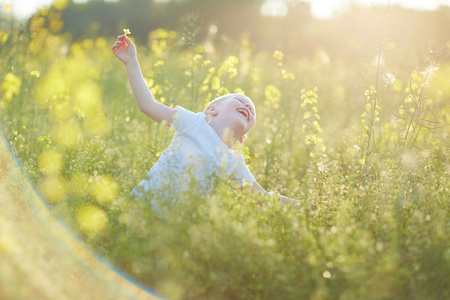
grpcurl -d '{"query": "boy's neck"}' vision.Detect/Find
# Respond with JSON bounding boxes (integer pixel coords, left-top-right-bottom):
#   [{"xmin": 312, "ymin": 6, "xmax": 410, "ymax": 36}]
[{"xmin": 207, "ymin": 121, "xmax": 238, "ymax": 148}]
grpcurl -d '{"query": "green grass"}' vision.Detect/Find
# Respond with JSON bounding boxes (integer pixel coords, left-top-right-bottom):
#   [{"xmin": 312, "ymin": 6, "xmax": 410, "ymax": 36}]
[{"xmin": 1, "ymin": 5, "xmax": 449, "ymax": 300}]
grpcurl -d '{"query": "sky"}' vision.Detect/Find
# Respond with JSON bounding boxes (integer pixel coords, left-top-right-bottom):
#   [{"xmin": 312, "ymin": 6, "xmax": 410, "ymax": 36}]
[
  {"xmin": 2, "ymin": 0, "xmax": 450, "ymax": 20},
  {"xmin": 305, "ymin": 0, "xmax": 450, "ymax": 19}
]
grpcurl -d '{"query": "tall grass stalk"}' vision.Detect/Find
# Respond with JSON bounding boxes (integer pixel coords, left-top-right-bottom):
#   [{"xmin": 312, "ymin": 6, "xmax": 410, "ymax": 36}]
[
  {"xmin": 399, "ymin": 60, "xmax": 440, "ymax": 154},
  {"xmin": 181, "ymin": 11, "xmax": 201, "ymax": 110},
  {"xmin": 362, "ymin": 1, "xmax": 391, "ymax": 167}
]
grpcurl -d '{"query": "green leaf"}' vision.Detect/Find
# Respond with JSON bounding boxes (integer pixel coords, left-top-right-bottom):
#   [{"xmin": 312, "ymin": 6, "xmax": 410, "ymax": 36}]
[
  {"xmin": 375, "ymin": 137, "xmax": 382, "ymax": 150},
  {"xmin": 359, "ymin": 121, "xmax": 368, "ymax": 134}
]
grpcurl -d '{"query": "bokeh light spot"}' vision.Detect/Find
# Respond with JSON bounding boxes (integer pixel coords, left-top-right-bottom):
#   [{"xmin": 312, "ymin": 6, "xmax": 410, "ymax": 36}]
[
  {"xmin": 76, "ymin": 204, "xmax": 109, "ymax": 234},
  {"xmin": 38, "ymin": 149, "xmax": 64, "ymax": 175},
  {"xmin": 91, "ymin": 175, "xmax": 120, "ymax": 205},
  {"xmin": 38, "ymin": 176, "xmax": 68, "ymax": 203}
]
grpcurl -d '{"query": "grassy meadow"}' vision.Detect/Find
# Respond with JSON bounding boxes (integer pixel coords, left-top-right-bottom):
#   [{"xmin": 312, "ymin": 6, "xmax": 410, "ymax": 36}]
[{"xmin": 1, "ymin": 2, "xmax": 449, "ymax": 299}]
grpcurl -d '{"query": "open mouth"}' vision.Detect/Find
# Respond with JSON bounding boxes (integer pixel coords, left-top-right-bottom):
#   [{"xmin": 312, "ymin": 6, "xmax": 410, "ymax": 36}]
[{"xmin": 237, "ymin": 108, "xmax": 250, "ymax": 121}]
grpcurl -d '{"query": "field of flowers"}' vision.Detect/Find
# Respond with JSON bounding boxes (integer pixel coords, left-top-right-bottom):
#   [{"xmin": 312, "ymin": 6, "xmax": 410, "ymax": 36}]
[{"xmin": 1, "ymin": 2, "xmax": 449, "ymax": 299}]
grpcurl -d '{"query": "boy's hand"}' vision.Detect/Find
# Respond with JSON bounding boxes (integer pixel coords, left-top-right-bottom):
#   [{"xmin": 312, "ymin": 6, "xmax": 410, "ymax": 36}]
[{"xmin": 112, "ymin": 34, "xmax": 136, "ymax": 65}]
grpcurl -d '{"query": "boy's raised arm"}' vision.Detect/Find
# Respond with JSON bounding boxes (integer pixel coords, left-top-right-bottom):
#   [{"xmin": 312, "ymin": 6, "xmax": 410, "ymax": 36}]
[{"xmin": 112, "ymin": 34, "xmax": 176, "ymax": 126}]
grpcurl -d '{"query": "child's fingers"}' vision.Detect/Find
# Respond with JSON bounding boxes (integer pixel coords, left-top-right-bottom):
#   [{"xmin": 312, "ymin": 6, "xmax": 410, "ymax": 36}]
[
  {"xmin": 122, "ymin": 35, "xmax": 131, "ymax": 42},
  {"xmin": 118, "ymin": 34, "xmax": 127, "ymax": 42},
  {"xmin": 117, "ymin": 35, "xmax": 129, "ymax": 46},
  {"xmin": 112, "ymin": 34, "xmax": 131, "ymax": 52},
  {"xmin": 112, "ymin": 41, "xmax": 122, "ymax": 51},
  {"xmin": 121, "ymin": 35, "xmax": 131, "ymax": 47}
]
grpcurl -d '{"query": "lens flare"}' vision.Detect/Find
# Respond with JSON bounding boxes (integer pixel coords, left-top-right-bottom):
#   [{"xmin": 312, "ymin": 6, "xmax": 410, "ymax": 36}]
[{"xmin": 0, "ymin": 128, "xmax": 160, "ymax": 299}]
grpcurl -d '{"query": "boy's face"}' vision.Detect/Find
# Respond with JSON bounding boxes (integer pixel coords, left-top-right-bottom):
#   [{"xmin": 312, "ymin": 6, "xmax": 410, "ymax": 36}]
[{"xmin": 207, "ymin": 95, "xmax": 256, "ymax": 141}]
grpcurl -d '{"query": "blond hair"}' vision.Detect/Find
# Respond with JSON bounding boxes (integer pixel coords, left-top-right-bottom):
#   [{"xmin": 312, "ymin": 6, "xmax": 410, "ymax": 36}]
[{"xmin": 204, "ymin": 93, "xmax": 255, "ymax": 114}]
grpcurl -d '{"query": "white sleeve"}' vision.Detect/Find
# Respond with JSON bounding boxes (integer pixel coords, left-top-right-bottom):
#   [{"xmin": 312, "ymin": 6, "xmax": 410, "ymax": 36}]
[
  {"xmin": 232, "ymin": 153, "xmax": 256, "ymax": 186},
  {"xmin": 172, "ymin": 106, "xmax": 204, "ymax": 134}
]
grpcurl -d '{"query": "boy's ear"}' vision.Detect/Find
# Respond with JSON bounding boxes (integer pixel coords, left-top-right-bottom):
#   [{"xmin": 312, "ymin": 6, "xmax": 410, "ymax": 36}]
[
  {"xmin": 205, "ymin": 105, "xmax": 218, "ymax": 116},
  {"xmin": 238, "ymin": 135, "xmax": 246, "ymax": 144}
]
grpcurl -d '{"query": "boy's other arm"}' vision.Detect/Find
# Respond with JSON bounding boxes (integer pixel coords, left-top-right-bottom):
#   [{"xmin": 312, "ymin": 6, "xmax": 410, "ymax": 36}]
[
  {"xmin": 249, "ymin": 181, "xmax": 300, "ymax": 208},
  {"xmin": 112, "ymin": 35, "xmax": 176, "ymax": 125}
]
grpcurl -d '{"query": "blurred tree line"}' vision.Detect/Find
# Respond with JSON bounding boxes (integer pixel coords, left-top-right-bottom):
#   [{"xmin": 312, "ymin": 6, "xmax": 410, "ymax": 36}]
[{"xmin": 57, "ymin": 0, "xmax": 450, "ymax": 62}]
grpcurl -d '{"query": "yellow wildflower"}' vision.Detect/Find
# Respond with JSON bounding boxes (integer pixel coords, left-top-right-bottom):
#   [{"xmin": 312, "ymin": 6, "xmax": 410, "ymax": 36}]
[
  {"xmin": 53, "ymin": 0, "xmax": 69, "ymax": 11},
  {"xmin": 30, "ymin": 70, "xmax": 40, "ymax": 78},
  {"xmin": 265, "ymin": 84, "xmax": 281, "ymax": 100},
  {"xmin": 1, "ymin": 72, "xmax": 22, "ymax": 101},
  {"xmin": 3, "ymin": 4, "xmax": 11, "ymax": 13},
  {"xmin": 211, "ymin": 76, "xmax": 221, "ymax": 90},
  {"xmin": 0, "ymin": 31, "xmax": 8, "ymax": 43},
  {"xmin": 273, "ymin": 50, "xmax": 284, "ymax": 61}
]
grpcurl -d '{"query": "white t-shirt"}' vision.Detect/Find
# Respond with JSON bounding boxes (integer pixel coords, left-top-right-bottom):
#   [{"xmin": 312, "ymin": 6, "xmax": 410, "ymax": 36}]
[{"xmin": 131, "ymin": 106, "xmax": 256, "ymax": 213}]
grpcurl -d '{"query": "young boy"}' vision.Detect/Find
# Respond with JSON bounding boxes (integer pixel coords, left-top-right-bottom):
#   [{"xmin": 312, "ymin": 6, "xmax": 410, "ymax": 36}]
[{"xmin": 112, "ymin": 34, "xmax": 294, "ymax": 216}]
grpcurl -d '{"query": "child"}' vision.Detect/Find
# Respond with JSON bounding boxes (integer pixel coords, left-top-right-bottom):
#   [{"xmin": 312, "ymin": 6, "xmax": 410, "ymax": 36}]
[{"xmin": 112, "ymin": 34, "xmax": 295, "ymax": 217}]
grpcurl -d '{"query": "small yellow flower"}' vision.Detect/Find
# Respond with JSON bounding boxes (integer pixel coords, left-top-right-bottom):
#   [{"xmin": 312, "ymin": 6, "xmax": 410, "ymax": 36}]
[
  {"xmin": 264, "ymin": 84, "xmax": 281, "ymax": 100},
  {"xmin": 30, "ymin": 70, "xmax": 40, "ymax": 78},
  {"xmin": 273, "ymin": 50, "xmax": 284, "ymax": 61},
  {"xmin": 53, "ymin": 0, "xmax": 69, "ymax": 11},
  {"xmin": 123, "ymin": 28, "xmax": 131, "ymax": 35},
  {"xmin": 0, "ymin": 31, "xmax": 9, "ymax": 43},
  {"xmin": 153, "ymin": 60, "xmax": 164, "ymax": 67},
  {"xmin": 1, "ymin": 72, "xmax": 22, "ymax": 101}
]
